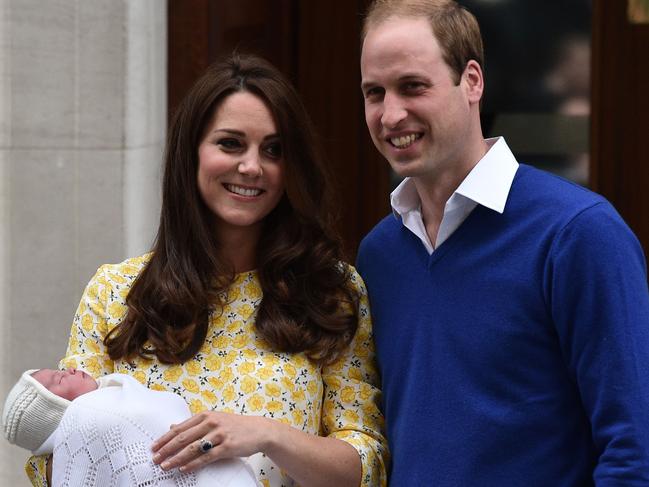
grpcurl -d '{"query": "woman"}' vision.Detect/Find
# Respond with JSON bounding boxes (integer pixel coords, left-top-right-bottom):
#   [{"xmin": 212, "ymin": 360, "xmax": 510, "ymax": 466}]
[{"xmin": 26, "ymin": 53, "xmax": 387, "ymax": 487}]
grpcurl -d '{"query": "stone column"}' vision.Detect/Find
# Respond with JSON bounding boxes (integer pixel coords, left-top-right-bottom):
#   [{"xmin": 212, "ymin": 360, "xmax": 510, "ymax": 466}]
[{"xmin": 0, "ymin": 1, "xmax": 167, "ymax": 484}]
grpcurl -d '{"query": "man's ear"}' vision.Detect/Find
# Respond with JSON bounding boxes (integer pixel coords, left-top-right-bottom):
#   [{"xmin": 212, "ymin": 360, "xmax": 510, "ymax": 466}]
[{"xmin": 462, "ymin": 60, "xmax": 484, "ymax": 105}]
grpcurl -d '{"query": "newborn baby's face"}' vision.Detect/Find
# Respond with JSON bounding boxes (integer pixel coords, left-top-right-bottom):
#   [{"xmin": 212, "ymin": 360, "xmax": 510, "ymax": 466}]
[{"xmin": 32, "ymin": 368, "xmax": 98, "ymax": 400}]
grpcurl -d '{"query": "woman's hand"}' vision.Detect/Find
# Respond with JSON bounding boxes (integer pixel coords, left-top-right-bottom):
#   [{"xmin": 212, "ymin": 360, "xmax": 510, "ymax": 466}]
[
  {"xmin": 152, "ymin": 410, "xmax": 361, "ymax": 487},
  {"xmin": 46, "ymin": 454, "xmax": 53, "ymax": 484},
  {"xmin": 151, "ymin": 411, "xmax": 275, "ymax": 473}
]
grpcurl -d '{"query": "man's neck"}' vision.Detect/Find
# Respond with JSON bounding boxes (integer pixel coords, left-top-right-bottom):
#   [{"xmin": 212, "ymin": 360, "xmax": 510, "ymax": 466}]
[{"xmin": 413, "ymin": 138, "xmax": 489, "ymax": 247}]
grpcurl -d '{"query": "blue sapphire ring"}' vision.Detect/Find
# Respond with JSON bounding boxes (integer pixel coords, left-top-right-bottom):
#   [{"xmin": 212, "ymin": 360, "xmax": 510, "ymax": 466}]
[{"xmin": 198, "ymin": 438, "xmax": 213, "ymax": 453}]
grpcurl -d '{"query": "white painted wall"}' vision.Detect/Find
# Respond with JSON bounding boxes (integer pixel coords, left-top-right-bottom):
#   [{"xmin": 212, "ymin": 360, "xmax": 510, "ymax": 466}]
[{"xmin": 0, "ymin": 1, "xmax": 167, "ymax": 484}]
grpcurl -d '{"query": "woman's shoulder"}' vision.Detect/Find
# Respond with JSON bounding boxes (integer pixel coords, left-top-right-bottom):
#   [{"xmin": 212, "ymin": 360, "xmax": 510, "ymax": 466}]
[
  {"xmin": 94, "ymin": 253, "xmax": 152, "ymax": 285},
  {"xmin": 338, "ymin": 261, "xmax": 367, "ymax": 296}
]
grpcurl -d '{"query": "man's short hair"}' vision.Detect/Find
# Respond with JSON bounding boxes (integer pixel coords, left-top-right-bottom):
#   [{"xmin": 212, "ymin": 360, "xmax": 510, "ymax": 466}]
[{"xmin": 362, "ymin": 0, "xmax": 484, "ymax": 85}]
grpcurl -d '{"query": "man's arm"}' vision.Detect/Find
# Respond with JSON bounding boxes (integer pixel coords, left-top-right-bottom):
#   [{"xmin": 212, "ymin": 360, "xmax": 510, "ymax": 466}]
[{"xmin": 547, "ymin": 202, "xmax": 649, "ymax": 484}]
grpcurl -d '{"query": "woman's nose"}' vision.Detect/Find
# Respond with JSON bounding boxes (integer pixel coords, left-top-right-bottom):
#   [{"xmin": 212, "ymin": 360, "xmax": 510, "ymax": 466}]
[{"xmin": 237, "ymin": 155, "xmax": 263, "ymax": 177}]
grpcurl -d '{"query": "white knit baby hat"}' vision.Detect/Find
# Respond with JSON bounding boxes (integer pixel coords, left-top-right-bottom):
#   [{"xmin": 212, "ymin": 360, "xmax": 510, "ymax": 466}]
[{"xmin": 2, "ymin": 369, "xmax": 71, "ymax": 452}]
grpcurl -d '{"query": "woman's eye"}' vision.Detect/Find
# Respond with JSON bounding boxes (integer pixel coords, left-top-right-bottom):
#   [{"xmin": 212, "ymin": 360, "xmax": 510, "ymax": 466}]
[
  {"xmin": 217, "ymin": 138, "xmax": 242, "ymax": 150},
  {"xmin": 264, "ymin": 142, "xmax": 282, "ymax": 159}
]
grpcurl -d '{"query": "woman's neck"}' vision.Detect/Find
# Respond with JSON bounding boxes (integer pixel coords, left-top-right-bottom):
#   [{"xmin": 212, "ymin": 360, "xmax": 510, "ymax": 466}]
[{"xmin": 215, "ymin": 224, "xmax": 260, "ymax": 273}]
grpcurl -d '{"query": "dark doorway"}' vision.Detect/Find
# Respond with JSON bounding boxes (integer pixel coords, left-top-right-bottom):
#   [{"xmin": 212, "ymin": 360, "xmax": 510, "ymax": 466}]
[
  {"xmin": 168, "ymin": 0, "xmax": 389, "ymax": 261},
  {"xmin": 169, "ymin": 0, "xmax": 649, "ymax": 258}
]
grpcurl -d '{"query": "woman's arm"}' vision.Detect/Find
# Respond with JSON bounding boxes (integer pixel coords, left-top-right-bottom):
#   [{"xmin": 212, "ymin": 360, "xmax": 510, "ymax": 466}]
[
  {"xmin": 317, "ymin": 267, "xmax": 389, "ymax": 486},
  {"xmin": 25, "ymin": 455, "xmax": 49, "ymax": 487},
  {"xmin": 25, "ymin": 264, "xmax": 118, "ymax": 485},
  {"xmin": 152, "ymin": 411, "xmax": 361, "ymax": 487},
  {"xmin": 263, "ymin": 419, "xmax": 361, "ymax": 486},
  {"xmin": 152, "ymin": 267, "xmax": 388, "ymax": 487},
  {"xmin": 57, "ymin": 263, "xmax": 119, "ymax": 375},
  {"xmin": 45, "ymin": 455, "xmax": 52, "ymax": 485}
]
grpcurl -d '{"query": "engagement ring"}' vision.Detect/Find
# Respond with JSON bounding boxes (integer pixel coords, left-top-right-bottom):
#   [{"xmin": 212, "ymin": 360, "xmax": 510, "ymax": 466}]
[{"xmin": 198, "ymin": 438, "xmax": 213, "ymax": 453}]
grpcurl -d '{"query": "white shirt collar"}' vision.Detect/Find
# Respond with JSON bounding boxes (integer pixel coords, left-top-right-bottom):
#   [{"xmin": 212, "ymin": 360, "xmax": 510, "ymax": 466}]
[
  {"xmin": 390, "ymin": 137, "xmax": 519, "ymax": 252},
  {"xmin": 453, "ymin": 137, "xmax": 519, "ymax": 213}
]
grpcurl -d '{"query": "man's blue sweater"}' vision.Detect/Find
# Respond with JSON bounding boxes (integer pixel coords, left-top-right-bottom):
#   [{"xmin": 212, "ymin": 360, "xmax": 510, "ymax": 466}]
[{"xmin": 357, "ymin": 164, "xmax": 649, "ymax": 486}]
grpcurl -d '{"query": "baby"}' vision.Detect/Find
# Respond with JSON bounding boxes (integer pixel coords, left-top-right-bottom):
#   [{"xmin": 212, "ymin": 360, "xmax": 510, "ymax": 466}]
[
  {"xmin": 3, "ymin": 368, "xmax": 259, "ymax": 487},
  {"xmin": 31, "ymin": 368, "xmax": 98, "ymax": 399}
]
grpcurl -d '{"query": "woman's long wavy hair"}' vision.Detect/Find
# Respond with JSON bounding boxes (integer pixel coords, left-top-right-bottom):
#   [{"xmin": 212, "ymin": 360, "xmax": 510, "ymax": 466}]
[{"xmin": 104, "ymin": 53, "xmax": 358, "ymax": 365}]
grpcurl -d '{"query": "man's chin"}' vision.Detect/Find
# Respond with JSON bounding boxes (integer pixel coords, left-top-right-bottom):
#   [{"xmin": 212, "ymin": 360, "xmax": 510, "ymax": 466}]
[{"xmin": 387, "ymin": 159, "xmax": 421, "ymax": 178}]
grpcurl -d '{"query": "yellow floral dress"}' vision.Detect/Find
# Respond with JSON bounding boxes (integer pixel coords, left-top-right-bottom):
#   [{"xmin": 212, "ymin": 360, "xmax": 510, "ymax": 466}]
[{"xmin": 26, "ymin": 254, "xmax": 388, "ymax": 487}]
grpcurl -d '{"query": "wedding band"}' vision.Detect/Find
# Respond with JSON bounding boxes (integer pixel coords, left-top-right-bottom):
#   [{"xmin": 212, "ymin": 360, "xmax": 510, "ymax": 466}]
[{"xmin": 198, "ymin": 438, "xmax": 213, "ymax": 453}]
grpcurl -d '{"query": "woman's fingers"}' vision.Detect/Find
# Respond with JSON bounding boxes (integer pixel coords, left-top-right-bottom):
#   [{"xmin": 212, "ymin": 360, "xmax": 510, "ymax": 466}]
[
  {"xmin": 152, "ymin": 411, "xmax": 271, "ymax": 471},
  {"xmin": 173, "ymin": 442, "xmax": 226, "ymax": 473},
  {"xmin": 151, "ymin": 413, "xmax": 206, "ymax": 452},
  {"xmin": 152, "ymin": 421, "xmax": 211, "ymax": 465},
  {"xmin": 159, "ymin": 434, "xmax": 223, "ymax": 472}
]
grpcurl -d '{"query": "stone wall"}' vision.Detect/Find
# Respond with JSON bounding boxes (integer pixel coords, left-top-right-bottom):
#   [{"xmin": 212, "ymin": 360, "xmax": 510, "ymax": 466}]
[{"xmin": 0, "ymin": 1, "xmax": 167, "ymax": 484}]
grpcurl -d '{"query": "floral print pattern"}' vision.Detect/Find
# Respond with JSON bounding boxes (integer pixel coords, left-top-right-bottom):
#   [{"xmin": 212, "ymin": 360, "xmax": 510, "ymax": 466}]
[{"xmin": 26, "ymin": 254, "xmax": 388, "ymax": 487}]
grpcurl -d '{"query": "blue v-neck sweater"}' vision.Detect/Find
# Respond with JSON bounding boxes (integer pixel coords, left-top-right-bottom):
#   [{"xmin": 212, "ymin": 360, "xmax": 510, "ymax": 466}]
[{"xmin": 357, "ymin": 164, "xmax": 649, "ymax": 486}]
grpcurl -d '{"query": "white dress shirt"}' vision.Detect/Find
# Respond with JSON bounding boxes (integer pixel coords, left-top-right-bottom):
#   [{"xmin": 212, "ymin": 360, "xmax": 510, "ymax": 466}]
[{"xmin": 390, "ymin": 137, "xmax": 519, "ymax": 254}]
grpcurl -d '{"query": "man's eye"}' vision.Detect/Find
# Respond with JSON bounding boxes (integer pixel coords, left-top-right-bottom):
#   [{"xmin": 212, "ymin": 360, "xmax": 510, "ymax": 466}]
[
  {"xmin": 403, "ymin": 82, "xmax": 425, "ymax": 92},
  {"xmin": 264, "ymin": 142, "xmax": 282, "ymax": 159},
  {"xmin": 217, "ymin": 138, "xmax": 242, "ymax": 150},
  {"xmin": 364, "ymin": 87, "xmax": 384, "ymax": 99}
]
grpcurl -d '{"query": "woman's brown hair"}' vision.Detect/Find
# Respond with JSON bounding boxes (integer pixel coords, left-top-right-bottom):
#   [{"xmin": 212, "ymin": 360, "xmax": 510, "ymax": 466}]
[{"xmin": 105, "ymin": 53, "xmax": 358, "ymax": 365}]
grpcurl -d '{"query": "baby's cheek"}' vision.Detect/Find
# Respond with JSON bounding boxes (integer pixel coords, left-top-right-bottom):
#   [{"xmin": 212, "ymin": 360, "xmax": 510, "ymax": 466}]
[{"xmin": 48, "ymin": 384, "xmax": 67, "ymax": 399}]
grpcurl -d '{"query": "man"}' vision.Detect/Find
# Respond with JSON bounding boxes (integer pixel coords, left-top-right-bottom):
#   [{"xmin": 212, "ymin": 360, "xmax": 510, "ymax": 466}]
[{"xmin": 356, "ymin": 0, "xmax": 649, "ymax": 485}]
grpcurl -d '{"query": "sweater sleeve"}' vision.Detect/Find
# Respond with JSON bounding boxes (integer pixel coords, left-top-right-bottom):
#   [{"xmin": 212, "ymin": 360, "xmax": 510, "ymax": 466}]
[
  {"xmin": 24, "ymin": 265, "xmax": 117, "ymax": 485},
  {"xmin": 320, "ymin": 267, "xmax": 389, "ymax": 487},
  {"xmin": 547, "ymin": 202, "xmax": 649, "ymax": 484}
]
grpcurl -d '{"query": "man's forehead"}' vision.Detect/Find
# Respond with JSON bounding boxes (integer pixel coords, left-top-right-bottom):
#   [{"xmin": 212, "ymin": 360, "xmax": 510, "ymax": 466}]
[
  {"xmin": 361, "ymin": 31, "xmax": 445, "ymax": 85},
  {"xmin": 363, "ymin": 15, "xmax": 436, "ymax": 48},
  {"xmin": 361, "ymin": 71, "xmax": 430, "ymax": 90},
  {"xmin": 362, "ymin": 18, "xmax": 441, "ymax": 67}
]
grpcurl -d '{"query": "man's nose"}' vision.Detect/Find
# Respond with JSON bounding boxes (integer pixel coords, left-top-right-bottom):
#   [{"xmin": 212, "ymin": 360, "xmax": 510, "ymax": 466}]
[{"xmin": 381, "ymin": 93, "xmax": 407, "ymax": 129}]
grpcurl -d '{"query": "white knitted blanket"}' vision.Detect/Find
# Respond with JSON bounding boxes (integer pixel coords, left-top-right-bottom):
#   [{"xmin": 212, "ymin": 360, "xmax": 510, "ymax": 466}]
[{"xmin": 35, "ymin": 374, "xmax": 259, "ymax": 487}]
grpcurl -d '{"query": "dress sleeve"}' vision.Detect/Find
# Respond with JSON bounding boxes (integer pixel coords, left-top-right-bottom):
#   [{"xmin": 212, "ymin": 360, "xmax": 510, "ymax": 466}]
[
  {"xmin": 24, "ymin": 265, "xmax": 117, "ymax": 485},
  {"xmin": 24, "ymin": 456, "xmax": 49, "ymax": 487},
  {"xmin": 57, "ymin": 264, "xmax": 116, "ymax": 375},
  {"xmin": 320, "ymin": 266, "xmax": 389, "ymax": 487},
  {"xmin": 547, "ymin": 202, "xmax": 649, "ymax": 484}
]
